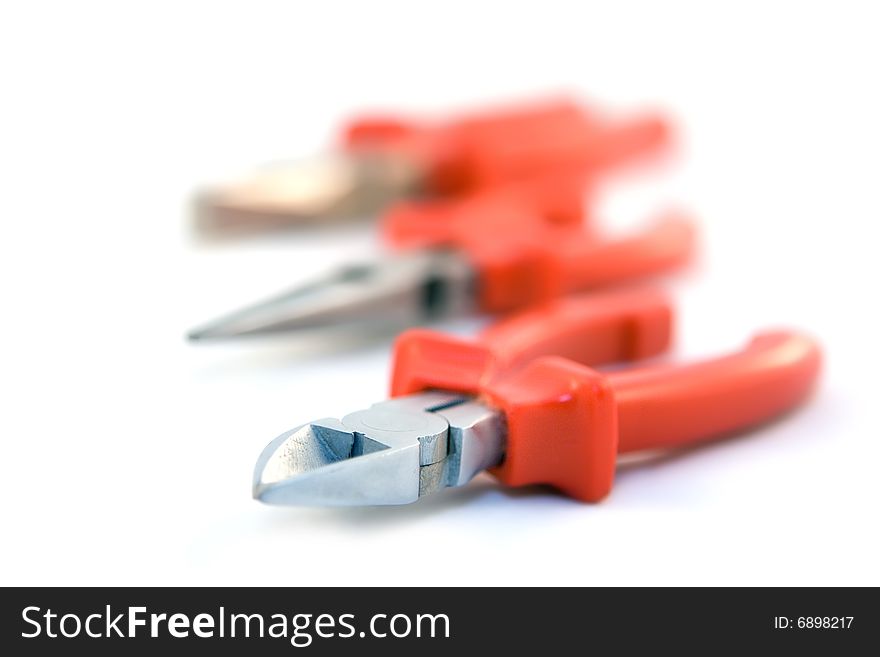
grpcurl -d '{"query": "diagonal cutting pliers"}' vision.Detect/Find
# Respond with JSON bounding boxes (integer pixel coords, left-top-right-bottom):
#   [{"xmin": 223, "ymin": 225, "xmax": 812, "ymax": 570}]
[{"xmin": 252, "ymin": 287, "xmax": 821, "ymax": 506}]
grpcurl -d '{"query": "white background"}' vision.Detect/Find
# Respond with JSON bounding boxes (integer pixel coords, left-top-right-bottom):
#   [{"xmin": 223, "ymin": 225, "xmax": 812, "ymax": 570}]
[{"xmin": 1, "ymin": 1, "xmax": 878, "ymax": 586}]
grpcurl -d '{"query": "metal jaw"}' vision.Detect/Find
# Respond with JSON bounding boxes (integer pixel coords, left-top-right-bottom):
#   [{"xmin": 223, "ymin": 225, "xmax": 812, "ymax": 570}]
[
  {"xmin": 196, "ymin": 151, "xmax": 424, "ymax": 232},
  {"xmin": 253, "ymin": 392, "xmax": 506, "ymax": 506},
  {"xmin": 188, "ymin": 249, "xmax": 476, "ymax": 340}
]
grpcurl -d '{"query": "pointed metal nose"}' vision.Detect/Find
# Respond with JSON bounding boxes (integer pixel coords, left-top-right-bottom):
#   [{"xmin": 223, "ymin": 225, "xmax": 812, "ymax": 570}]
[{"xmin": 186, "ymin": 250, "xmax": 476, "ymax": 341}]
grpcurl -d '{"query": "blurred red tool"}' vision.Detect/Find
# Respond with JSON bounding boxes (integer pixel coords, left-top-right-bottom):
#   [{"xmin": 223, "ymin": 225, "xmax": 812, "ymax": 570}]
[
  {"xmin": 196, "ymin": 98, "xmax": 669, "ymax": 233},
  {"xmin": 251, "ymin": 287, "xmax": 822, "ymax": 505},
  {"xmin": 187, "ymin": 182, "xmax": 696, "ymax": 340}
]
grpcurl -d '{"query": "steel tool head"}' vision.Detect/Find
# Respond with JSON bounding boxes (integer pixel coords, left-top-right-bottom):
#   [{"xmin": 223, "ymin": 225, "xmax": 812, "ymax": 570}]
[
  {"xmin": 253, "ymin": 392, "xmax": 504, "ymax": 506},
  {"xmin": 196, "ymin": 152, "xmax": 423, "ymax": 233},
  {"xmin": 188, "ymin": 250, "xmax": 475, "ymax": 341}
]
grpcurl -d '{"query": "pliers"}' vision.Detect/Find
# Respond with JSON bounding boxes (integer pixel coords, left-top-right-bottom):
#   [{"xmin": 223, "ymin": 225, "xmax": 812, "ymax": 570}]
[
  {"xmin": 253, "ymin": 287, "xmax": 821, "ymax": 505},
  {"xmin": 196, "ymin": 98, "xmax": 669, "ymax": 233},
  {"xmin": 187, "ymin": 181, "xmax": 696, "ymax": 340}
]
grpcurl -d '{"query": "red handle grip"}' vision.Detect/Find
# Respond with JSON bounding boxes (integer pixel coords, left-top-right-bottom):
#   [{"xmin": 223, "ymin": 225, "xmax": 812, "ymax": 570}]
[
  {"xmin": 381, "ymin": 171, "xmax": 592, "ymax": 249},
  {"xmin": 390, "ymin": 287, "xmax": 673, "ymax": 397},
  {"xmin": 479, "ymin": 287, "xmax": 671, "ymax": 373},
  {"xmin": 556, "ymin": 213, "xmax": 697, "ymax": 292},
  {"xmin": 344, "ymin": 99, "xmax": 672, "ymax": 195},
  {"xmin": 486, "ymin": 331, "xmax": 822, "ymax": 501},
  {"xmin": 578, "ymin": 113, "xmax": 670, "ymax": 171},
  {"xmin": 609, "ymin": 331, "xmax": 822, "ymax": 453},
  {"xmin": 344, "ymin": 100, "xmax": 590, "ymax": 150},
  {"xmin": 386, "ymin": 193, "xmax": 696, "ymax": 314},
  {"xmin": 467, "ymin": 212, "xmax": 697, "ymax": 313}
]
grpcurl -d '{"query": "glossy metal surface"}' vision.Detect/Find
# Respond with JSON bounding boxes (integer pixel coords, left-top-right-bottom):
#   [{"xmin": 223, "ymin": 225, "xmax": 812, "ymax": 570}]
[
  {"xmin": 188, "ymin": 249, "xmax": 475, "ymax": 340},
  {"xmin": 253, "ymin": 391, "xmax": 505, "ymax": 506}
]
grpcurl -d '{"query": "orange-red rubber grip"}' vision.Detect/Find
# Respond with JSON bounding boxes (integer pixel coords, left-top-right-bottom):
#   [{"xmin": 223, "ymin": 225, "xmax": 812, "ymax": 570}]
[
  {"xmin": 381, "ymin": 170, "xmax": 592, "ymax": 241},
  {"xmin": 390, "ymin": 290, "xmax": 822, "ymax": 502},
  {"xmin": 384, "ymin": 200, "xmax": 696, "ymax": 313},
  {"xmin": 608, "ymin": 331, "xmax": 821, "ymax": 453},
  {"xmin": 391, "ymin": 287, "xmax": 673, "ymax": 395},
  {"xmin": 555, "ymin": 215, "xmax": 696, "ymax": 292},
  {"xmin": 343, "ymin": 99, "xmax": 671, "ymax": 195}
]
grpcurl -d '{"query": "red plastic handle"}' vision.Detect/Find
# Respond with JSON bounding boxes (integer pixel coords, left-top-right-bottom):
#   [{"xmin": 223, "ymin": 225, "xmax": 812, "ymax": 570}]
[
  {"xmin": 609, "ymin": 331, "xmax": 822, "ymax": 453},
  {"xmin": 555, "ymin": 213, "xmax": 697, "ymax": 292},
  {"xmin": 381, "ymin": 171, "xmax": 592, "ymax": 246},
  {"xmin": 479, "ymin": 288, "xmax": 671, "ymax": 373},
  {"xmin": 391, "ymin": 287, "xmax": 673, "ymax": 396},
  {"xmin": 488, "ymin": 331, "xmax": 821, "ymax": 501},
  {"xmin": 344, "ymin": 99, "xmax": 671, "ymax": 195},
  {"xmin": 468, "ymin": 213, "xmax": 696, "ymax": 313},
  {"xmin": 384, "ymin": 194, "xmax": 696, "ymax": 314}
]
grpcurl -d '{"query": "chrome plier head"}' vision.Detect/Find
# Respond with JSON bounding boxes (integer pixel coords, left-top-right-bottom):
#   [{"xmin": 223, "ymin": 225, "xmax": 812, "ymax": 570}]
[{"xmin": 253, "ymin": 392, "xmax": 504, "ymax": 506}]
